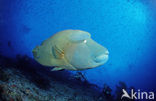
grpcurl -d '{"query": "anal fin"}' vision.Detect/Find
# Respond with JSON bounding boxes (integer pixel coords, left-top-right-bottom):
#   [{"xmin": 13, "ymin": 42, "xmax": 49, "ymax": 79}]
[{"xmin": 51, "ymin": 67, "xmax": 64, "ymax": 71}]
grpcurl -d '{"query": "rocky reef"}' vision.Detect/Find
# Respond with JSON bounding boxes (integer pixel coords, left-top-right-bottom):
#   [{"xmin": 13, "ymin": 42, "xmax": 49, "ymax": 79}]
[{"xmin": 0, "ymin": 55, "xmax": 135, "ymax": 101}]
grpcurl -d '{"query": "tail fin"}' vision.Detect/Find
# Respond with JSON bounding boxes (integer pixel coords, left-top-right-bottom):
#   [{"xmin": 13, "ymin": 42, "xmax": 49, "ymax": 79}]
[{"xmin": 32, "ymin": 46, "xmax": 40, "ymax": 59}]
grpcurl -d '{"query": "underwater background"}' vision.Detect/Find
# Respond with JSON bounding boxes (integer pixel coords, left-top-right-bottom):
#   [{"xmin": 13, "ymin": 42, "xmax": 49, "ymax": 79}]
[{"xmin": 0, "ymin": 0, "xmax": 156, "ymax": 100}]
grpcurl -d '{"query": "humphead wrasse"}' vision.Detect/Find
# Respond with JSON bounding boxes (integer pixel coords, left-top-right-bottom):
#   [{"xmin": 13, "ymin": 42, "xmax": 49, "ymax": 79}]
[{"xmin": 32, "ymin": 30, "xmax": 109, "ymax": 71}]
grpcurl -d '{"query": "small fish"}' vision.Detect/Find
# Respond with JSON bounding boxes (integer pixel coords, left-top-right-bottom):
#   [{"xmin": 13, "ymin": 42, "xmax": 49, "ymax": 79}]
[{"xmin": 32, "ymin": 30, "xmax": 109, "ymax": 71}]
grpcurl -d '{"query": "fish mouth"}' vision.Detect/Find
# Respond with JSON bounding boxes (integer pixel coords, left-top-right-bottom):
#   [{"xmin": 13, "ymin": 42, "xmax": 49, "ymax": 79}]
[{"xmin": 94, "ymin": 51, "xmax": 109, "ymax": 63}]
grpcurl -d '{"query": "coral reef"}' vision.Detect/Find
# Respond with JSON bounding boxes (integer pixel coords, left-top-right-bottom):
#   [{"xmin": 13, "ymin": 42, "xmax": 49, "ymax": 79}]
[
  {"xmin": 0, "ymin": 54, "xmax": 136, "ymax": 101},
  {"xmin": 0, "ymin": 55, "xmax": 101, "ymax": 101}
]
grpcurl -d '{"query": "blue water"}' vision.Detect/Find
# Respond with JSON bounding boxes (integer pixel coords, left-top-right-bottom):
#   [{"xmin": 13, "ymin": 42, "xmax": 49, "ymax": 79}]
[{"xmin": 0, "ymin": 0, "xmax": 156, "ymax": 92}]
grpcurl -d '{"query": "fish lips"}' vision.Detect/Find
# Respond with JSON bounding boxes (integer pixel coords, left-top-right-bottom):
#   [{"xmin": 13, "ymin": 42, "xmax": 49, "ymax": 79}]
[{"xmin": 94, "ymin": 51, "xmax": 109, "ymax": 64}]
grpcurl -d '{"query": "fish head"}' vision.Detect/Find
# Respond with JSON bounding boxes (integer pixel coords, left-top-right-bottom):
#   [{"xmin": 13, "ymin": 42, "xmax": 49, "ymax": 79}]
[{"xmin": 64, "ymin": 30, "xmax": 109, "ymax": 70}]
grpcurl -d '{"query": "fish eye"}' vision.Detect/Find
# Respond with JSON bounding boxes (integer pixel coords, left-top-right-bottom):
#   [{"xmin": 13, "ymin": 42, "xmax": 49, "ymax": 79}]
[
  {"xmin": 83, "ymin": 40, "xmax": 87, "ymax": 43},
  {"xmin": 73, "ymin": 39, "xmax": 87, "ymax": 44}
]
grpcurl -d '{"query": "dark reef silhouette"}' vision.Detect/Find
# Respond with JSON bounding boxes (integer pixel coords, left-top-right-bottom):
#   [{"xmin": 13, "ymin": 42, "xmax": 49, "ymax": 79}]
[{"xmin": 0, "ymin": 54, "xmax": 136, "ymax": 101}]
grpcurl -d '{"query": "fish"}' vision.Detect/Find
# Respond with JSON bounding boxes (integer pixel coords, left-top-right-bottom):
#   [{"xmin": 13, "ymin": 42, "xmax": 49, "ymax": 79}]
[{"xmin": 32, "ymin": 30, "xmax": 109, "ymax": 71}]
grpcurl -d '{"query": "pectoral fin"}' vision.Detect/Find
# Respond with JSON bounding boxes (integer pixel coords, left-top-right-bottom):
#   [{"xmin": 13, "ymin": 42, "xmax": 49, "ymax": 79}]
[{"xmin": 52, "ymin": 45, "xmax": 64, "ymax": 59}]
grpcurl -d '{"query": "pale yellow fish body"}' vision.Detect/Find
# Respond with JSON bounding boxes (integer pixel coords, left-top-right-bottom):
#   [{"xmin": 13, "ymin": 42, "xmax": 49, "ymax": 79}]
[{"xmin": 32, "ymin": 30, "xmax": 109, "ymax": 71}]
